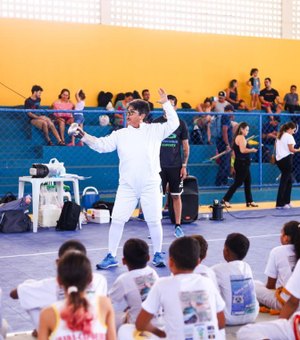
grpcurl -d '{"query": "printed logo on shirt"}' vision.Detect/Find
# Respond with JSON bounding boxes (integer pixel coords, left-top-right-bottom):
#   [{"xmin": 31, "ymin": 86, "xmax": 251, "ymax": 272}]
[
  {"xmin": 230, "ymin": 275, "xmax": 256, "ymax": 316},
  {"xmin": 134, "ymin": 273, "xmax": 156, "ymax": 302}
]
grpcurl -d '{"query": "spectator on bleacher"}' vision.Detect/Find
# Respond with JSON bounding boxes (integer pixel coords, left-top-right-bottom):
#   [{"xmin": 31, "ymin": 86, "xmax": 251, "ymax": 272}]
[
  {"xmin": 133, "ymin": 237, "xmax": 225, "ymax": 340},
  {"xmin": 73, "ymin": 88, "xmax": 179, "ymax": 270},
  {"xmin": 109, "ymin": 238, "xmax": 159, "ymax": 329},
  {"xmin": 225, "ymin": 79, "xmax": 240, "ymax": 110},
  {"xmin": 262, "ymin": 117, "xmax": 279, "ymax": 146},
  {"xmin": 212, "ymin": 90, "xmax": 229, "ymax": 113},
  {"xmin": 154, "ymin": 94, "xmax": 189, "ymax": 238},
  {"xmin": 114, "ymin": 92, "xmax": 133, "ymax": 130},
  {"xmin": 284, "ymin": 85, "xmax": 300, "ymax": 113},
  {"xmin": 24, "ymin": 85, "xmax": 64, "ymax": 146},
  {"xmin": 275, "ymin": 121, "xmax": 300, "ymax": 209},
  {"xmin": 69, "ymin": 89, "xmax": 85, "ymax": 146},
  {"xmin": 247, "ymin": 68, "xmax": 261, "ymax": 109},
  {"xmin": 141, "ymin": 89, "xmax": 154, "ymax": 111},
  {"xmin": 221, "ymin": 122, "xmax": 258, "ymax": 208},
  {"xmin": 259, "ymin": 78, "xmax": 283, "ymax": 119},
  {"xmin": 194, "ymin": 97, "xmax": 213, "ymax": 144},
  {"xmin": 52, "ymin": 88, "xmax": 75, "ymax": 144},
  {"xmin": 212, "ymin": 233, "xmax": 259, "ymax": 325},
  {"xmin": 10, "ymin": 240, "xmax": 107, "ymax": 337},
  {"xmin": 255, "ymin": 220, "xmax": 300, "ymax": 313},
  {"xmin": 214, "ymin": 104, "xmax": 234, "ymax": 187},
  {"xmin": 38, "ymin": 251, "xmax": 116, "ymax": 340}
]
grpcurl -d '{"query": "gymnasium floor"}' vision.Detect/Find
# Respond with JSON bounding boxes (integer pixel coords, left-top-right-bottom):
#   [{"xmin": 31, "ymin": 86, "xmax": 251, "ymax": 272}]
[{"xmin": 1, "ymin": 202, "xmax": 298, "ymax": 338}]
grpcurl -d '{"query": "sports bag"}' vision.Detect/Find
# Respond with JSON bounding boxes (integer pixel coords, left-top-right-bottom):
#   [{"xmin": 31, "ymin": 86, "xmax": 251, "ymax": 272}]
[
  {"xmin": 0, "ymin": 210, "xmax": 32, "ymax": 233},
  {"xmin": 0, "ymin": 192, "xmax": 17, "ymax": 204},
  {"xmin": 56, "ymin": 201, "xmax": 81, "ymax": 231}
]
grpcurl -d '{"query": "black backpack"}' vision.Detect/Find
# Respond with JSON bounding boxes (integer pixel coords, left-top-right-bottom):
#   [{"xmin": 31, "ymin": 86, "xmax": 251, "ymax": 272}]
[
  {"xmin": 56, "ymin": 201, "xmax": 81, "ymax": 231},
  {"xmin": 0, "ymin": 210, "xmax": 32, "ymax": 233},
  {"xmin": 0, "ymin": 192, "xmax": 17, "ymax": 204}
]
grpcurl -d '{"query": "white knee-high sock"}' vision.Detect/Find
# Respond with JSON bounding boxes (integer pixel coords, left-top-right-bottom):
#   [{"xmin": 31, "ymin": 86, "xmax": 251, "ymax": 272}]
[
  {"xmin": 108, "ymin": 219, "xmax": 125, "ymax": 256},
  {"xmin": 147, "ymin": 221, "xmax": 163, "ymax": 254}
]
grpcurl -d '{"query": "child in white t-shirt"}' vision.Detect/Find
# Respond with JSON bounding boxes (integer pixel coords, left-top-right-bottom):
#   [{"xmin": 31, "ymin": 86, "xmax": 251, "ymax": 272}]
[
  {"xmin": 255, "ymin": 220, "xmax": 300, "ymax": 312},
  {"xmin": 191, "ymin": 234, "xmax": 218, "ymax": 288},
  {"xmin": 237, "ymin": 259, "xmax": 300, "ymax": 340},
  {"xmin": 10, "ymin": 240, "xmax": 107, "ymax": 336},
  {"xmin": 130, "ymin": 236, "xmax": 226, "ymax": 340},
  {"xmin": 212, "ymin": 233, "xmax": 259, "ymax": 325},
  {"xmin": 69, "ymin": 89, "xmax": 86, "ymax": 146},
  {"xmin": 109, "ymin": 238, "xmax": 159, "ymax": 329}
]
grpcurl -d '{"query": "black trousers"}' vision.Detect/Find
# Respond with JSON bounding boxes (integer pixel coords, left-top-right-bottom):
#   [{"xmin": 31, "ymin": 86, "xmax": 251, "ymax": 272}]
[
  {"xmin": 276, "ymin": 154, "xmax": 293, "ymax": 207},
  {"xmin": 223, "ymin": 158, "xmax": 253, "ymax": 203}
]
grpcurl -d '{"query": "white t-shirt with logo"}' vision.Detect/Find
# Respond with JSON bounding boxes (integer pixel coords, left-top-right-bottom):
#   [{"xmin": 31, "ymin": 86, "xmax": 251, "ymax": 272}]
[
  {"xmin": 286, "ymin": 260, "xmax": 300, "ymax": 299},
  {"xmin": 109, "ymin": 265, "xmax": 159, "ymax": 324},
  {"xmin": 212, "ymin": 261, "xmax": 259, "ymax": 325},
  {"xmin": 194, "ymin": 263, "xmax": 219, "ymax": 289},
  {"xmin": 142, "ymin": 273, "xmax": 225, "ymax": 340},
  {"xmin": 276, "ymin": 133, "xmax": 295, "ymax": 161},
  {"xmin": 264, "ymin": 244, "xmax": 296, "ymax": 288}
]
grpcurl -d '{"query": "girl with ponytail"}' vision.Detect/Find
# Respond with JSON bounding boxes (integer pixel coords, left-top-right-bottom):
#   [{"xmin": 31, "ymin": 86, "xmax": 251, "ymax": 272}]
[
  {"xmin": 38, "ymin": 251, "xmax": 116, "ymax": 339},
  {"xmin": 275, "ymin": 121, "xmax": 300, "ymax": 209},
  {"xmin": 255, "ymin": 220, "xmax": 300, "ymax": 312},
  {"xmin": 221, "ymin": 122, "xmax": 258, "ymax": 208}
]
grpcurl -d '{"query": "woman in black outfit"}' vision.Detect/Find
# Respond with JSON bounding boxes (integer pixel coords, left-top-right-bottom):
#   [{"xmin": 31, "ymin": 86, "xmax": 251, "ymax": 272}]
[
  {"xmin": 275, "ymin": 121, "xmax": 300, "ymax": 209},
  {"xmin": 222, "ymin": 122, "xmax": 258, "ymax": 208}
]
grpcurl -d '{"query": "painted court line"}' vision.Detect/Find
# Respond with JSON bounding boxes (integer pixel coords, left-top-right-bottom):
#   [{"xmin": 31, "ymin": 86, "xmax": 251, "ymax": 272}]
[{"xmin": 0, "ymin": 233, "xmax": 280, "ymax": 260}]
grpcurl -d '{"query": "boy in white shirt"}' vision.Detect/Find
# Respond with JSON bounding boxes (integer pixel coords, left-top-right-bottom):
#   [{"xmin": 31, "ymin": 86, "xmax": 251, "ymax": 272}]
[
  {"xmin": 191, "ymin": 234, "xmax": 218, "ymax": 288},
  {"xmin": 10, "ymin": 240, "xmax": 107, "ymax": 336},
  {"xmin": 212, "ymin": 233, "xmax": 259, "ymax": 325},
  {"xmin": 109, "ymin": 238, "xmax": 159, "ymax": 329},
  {"xmin": 133, "ymin": 236, "xmax": 225, "ymax": 340},
  {"xmin": 237, "ymin": 259, "xmax": 300, "ymax": 340}
]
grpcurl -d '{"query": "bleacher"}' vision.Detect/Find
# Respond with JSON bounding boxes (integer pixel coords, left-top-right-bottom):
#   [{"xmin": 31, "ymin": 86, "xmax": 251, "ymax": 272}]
[{"xmin": 0, "ymin": 106, "xmax": 290, "ymax": 198}]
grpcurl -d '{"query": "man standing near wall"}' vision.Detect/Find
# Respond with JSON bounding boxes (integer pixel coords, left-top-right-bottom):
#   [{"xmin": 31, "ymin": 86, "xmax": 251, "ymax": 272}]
[{"xmin": 154, "ymin": 94, "xmax": 189, "ymax": 238}]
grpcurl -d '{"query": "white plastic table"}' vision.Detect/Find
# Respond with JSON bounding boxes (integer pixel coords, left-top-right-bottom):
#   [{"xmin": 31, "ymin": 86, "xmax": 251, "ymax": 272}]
[{"xmin": 18, "ymin": 176, "xmax": 81, "ymax": 232}]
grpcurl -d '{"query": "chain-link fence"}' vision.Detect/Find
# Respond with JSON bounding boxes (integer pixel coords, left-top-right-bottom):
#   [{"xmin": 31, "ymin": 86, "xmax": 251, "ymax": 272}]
[{"xmin": 0, "ymin": 107, "xmax": 299, "ymax": 197}]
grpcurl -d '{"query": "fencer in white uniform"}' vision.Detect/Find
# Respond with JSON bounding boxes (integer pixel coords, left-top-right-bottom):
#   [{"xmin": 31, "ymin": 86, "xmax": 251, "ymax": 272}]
[{"xmin": 70, "ymin": 89, "xmax": 179, "ymax": 269}]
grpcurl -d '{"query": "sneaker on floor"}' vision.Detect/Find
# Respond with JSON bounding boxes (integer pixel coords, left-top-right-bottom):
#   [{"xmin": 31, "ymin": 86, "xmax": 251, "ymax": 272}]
[
  {"xmin": 152, "ymin": 252, "xmax": 166, "ymax": 268},
  {"xmin": 276, "ymin": 206, "xmax": 283, "ymax": 209},
  {"xmin": 174, "ymin": 226, "xmax": 184, "ymax": 238},
  {"xmin": 96, "ymin": 253, "xmax": 118, "ymax": 270},
  {"xmin": 283, "ymin": 204, "xmax": 291, "ymax": 209}
]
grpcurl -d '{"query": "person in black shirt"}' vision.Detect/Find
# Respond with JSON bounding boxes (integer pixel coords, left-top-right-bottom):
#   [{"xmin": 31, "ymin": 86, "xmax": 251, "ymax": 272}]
[
  {"xmin": 259, "ymin": 78, "xmax": 283, "ymax": 119},
  {"xmin": 154, "ymin": 95, "xmax": 189, "ymax": 238},
  {"xmin": 222, "ymin": 122, "xmax": 258, "ymax": 208},
  {"xmin": 24, "ymin": 85, "xmax": 64, "ymax": 146}
]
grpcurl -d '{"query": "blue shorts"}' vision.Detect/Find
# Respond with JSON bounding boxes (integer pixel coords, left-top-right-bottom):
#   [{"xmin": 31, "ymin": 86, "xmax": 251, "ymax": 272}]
[
  {"xmin": 250, "ymin": 88, "xmax": 260, "ymax": 95},
  {"xmin": 74, "ymin": 114, "xmax": 84, "ymax": 124}
]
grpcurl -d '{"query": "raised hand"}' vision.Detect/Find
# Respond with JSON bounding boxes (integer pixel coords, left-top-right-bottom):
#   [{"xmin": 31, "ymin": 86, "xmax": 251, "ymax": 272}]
[{"xmin": 157, "ymin": 88, "xmax": 168, "ymax": 104}]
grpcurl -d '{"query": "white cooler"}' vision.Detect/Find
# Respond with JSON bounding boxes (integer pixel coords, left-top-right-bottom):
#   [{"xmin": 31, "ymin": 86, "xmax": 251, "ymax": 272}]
[{"xmin": 86, "ymin": 209, "xmax": 110, "ymax": 224}]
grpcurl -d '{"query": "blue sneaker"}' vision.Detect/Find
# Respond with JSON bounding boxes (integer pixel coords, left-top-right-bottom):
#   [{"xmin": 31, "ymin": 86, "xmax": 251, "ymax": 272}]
[
  {"xmin": 174, "ymin": 226, "xmax": 184, "ymax": 238},
  {"xmin": 96, "ymin": 253, "xmax": 118, "ymax": 270},
  {"xmin": 152, "ymin": 252, "xmax": 166, "ymax": 268}
]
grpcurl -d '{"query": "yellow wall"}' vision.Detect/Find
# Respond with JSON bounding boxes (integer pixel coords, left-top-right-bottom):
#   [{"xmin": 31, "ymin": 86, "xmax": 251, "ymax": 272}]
[{"xmin": 1, "ymin": 18, "xmax": 300, "ymax": 107}]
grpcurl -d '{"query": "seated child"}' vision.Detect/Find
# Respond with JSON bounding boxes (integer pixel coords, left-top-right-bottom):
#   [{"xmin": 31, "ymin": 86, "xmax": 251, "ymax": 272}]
[
  {"xmin": 128, "ymin": 237, "xmax": 226, "ymax": 340},
  {"xmin": 191, "ymin": 234, "xmax": 218, "ymax": 288},
  {"xmin": 212, "ymin": 233, "xmax": 259, "ymax": 325},
  {"xmin": 255, "ymin": 220, "xmax": 300, "ymax": 312},
  {"xmin": 38, "ymin": 251, "xmax": 116, "ymax": 339},
  {"xmin": 10, "ymin": 240, "xmax": 107, "ymax": 336},
  {"xmin": 238, "ymin": 259, "xmax": 300, "ymax": 340},
  {"xmin": 109, "ymin": 238, "xmax": 159, "ymax": 329}
]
